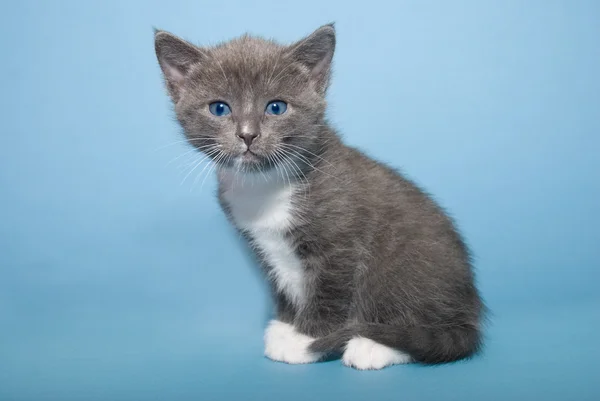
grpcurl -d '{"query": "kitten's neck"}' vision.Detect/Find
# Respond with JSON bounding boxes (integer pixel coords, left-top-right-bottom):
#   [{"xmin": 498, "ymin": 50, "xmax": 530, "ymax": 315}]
[
  {"xmin": 217, "ymin": 164, "xmax": 302, "ymax": 232},
  {"xmin": 217, "ymin": 166, "xmax": 295, "ymax": 191}
]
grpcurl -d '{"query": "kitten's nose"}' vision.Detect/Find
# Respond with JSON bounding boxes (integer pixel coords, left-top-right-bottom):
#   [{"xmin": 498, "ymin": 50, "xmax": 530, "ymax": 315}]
[{"xmin": 237, "ymin": 132, "xmax": 258, "ymax": 147}]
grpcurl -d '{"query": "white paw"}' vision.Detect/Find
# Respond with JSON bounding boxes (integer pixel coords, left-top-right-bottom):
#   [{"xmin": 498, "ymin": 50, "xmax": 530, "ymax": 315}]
[
  {"xmin": 264, "ymin": 320, "xmax": 323, "ymax": 364},
  {"xmin": 342, "ymin": 337, "xmax": 412, "ymax": 370}
]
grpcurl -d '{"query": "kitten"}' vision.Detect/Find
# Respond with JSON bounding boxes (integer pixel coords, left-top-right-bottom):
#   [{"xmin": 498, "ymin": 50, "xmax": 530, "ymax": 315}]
[{"xmin": 154, "ymin": 24, "xmax": 484, "ymax": 370}]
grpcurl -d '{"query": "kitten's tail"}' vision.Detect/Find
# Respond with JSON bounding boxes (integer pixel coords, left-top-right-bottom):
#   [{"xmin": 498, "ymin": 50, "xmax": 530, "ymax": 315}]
[{"xmin": 309, "ymin": 323, "xmax": 482, "ymax": 364}]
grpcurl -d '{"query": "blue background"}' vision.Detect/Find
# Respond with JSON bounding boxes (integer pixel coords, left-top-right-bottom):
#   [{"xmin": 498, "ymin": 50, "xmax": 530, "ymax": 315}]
[{"xmin": 1, "ymin": 1, "xmax": 599, "ymax": 400}]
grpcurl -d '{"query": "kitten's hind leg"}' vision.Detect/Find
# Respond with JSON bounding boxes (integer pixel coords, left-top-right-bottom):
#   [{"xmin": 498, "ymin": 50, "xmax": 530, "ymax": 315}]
[
  {"xmin": 263, "ymin": 320, "xmax": 323, "ymax": 364},
  {"xmin": 342, "ymin": 336, "xmax": 412, "ymax": 370},
  {"xmin": 310, "ymin": 321, "xmax": 481, "ymax": 367}
]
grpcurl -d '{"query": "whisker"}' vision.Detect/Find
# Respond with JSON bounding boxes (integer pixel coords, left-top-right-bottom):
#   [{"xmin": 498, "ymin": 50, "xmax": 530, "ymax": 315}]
[
  {"xmin": 276, "ymin": 149, "xmax": 310, "ymax": 199},
  {"xmin": 258, "ymin": 164, "xmax": 269, "ymax": 183},
  {"xmin": 266, "ymin": 54, "xmax": 281, "ymax": 89},
  {"xmin": 176, "ymin": 149, "xmax": 214, "ymax": 172},
  {"xmin": 282, "ymin": 150, "xmax": 309, "ymax": 185},
  {"xmin": 206, "ymin": 151, "xmax": 230, "ymax": 190},
  {"xmin": 268, "ymin": 61, "xmax": 297, "ymax": 89},
  {"xmin": 281, "ymin": 143, "xmax": 336, "ymax": 169},
  {"xmin": 266, "ymin": 153, "xmax": 283, "ymax": 183},
  {"xmin": 191, "ymin": 150, "xmax": 223, "ymax": 190},
  {"xmin": 153, "ymin": 137, "xmax": 217, "ymax": 151},
  {"xmin": 166, "ymin": 144, "xmax": 219, "ymax": 167},
  {"xmin": 275, "ymin": 150, "xmax": 294, "ymax": 188},
  {"xmin": 270, "ymin": 150, "xmax": 289, "ymax": 186},
  {"xmin": 197, "ymin": 151, "xmax": 225, "ymax": 192},
  {"xmin": 180, "ymin": 148, "xmax": 220, "ymax": 186},
  {"xmin": 153, "ymin": 138, "xmax": 193, "ymax": 151},
  {"xmin": 194, "ymin": 47, "xmax": 230, "ymax": 89},
  {"xmin": 278, "ymin": 145, "xmax": 343, "ymax": 182}
]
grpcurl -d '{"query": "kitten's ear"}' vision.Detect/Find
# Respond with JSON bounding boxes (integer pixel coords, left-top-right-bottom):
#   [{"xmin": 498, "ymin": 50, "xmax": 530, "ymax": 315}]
[
  {"xmin": 287, "ymin": 24, "xmax": 336, "ymax": 94},
  {"xmin": 154, "ymin": 29, "xmax": 205, "ymax": 102}
]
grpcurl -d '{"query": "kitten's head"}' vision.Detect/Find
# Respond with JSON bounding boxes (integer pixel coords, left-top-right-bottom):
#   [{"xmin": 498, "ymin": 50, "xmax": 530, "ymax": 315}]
[{"xmin": 155, "ymin": 25, "xmax": 335, "ymax": 173}]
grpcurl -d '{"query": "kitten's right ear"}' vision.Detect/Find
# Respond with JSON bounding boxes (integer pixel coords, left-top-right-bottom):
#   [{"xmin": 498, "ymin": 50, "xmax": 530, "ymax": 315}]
[
  {"xmin": 287, "ymin": 24, "xmax": 336, "ymax": 95},
  {"xmin": 154, "ymin": 29, "xmax": 204, "ymax": 102}
]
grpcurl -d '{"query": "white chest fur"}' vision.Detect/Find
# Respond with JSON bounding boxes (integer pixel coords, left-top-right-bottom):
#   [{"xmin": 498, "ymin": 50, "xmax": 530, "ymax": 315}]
[{"xmin": 219, "ymin": 171, "xmax": 307, "ymax": 309}]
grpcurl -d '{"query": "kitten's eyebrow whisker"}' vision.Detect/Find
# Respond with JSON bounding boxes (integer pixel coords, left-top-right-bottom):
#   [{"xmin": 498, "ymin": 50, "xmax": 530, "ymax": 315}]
[
  {"xmin": 268, "ymin": 60, "xmax": 299, "ymax": 89},
  {"xmin": 215, "ymin": 59, "xmax": 230, "ymax": 89},
  {"xmin": 195, "ymin": 47, "xmax": 230, "ymax": 89},
  {"xmin": 266, "ymin": 54, "xmax": 282, "ymax": 89}
]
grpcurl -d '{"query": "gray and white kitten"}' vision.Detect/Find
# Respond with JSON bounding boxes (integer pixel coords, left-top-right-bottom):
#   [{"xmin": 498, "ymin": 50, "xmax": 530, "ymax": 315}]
[{"xmin": 154, "ymin": 24, "xmax": 484, "ymax": 370}]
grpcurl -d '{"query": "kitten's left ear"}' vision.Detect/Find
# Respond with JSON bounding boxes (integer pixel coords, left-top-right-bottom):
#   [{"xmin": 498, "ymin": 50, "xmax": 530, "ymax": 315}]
[
  {"xmin": 154, "ymin": 29, "xmax": 205, "ymax": 102},
  {"xmin": 287, "ymin": 24, "xmax": 336, "ymax": 94}
]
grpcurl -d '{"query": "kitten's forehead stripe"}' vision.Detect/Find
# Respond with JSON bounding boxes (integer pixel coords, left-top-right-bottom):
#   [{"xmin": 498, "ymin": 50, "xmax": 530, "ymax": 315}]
[{"xmin": 243, "ymin": 104, "xmax": 252, "ymax": 114}]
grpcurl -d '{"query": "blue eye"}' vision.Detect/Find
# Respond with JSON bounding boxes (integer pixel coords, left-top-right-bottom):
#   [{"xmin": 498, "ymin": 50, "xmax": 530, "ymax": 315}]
[
  {"xmin": 209, "ymin": 102, "xmax": 231, "ymax": 116},
  {"xmin": 266, "ymin": 101, "xmax": 287, "ymax": 115}
]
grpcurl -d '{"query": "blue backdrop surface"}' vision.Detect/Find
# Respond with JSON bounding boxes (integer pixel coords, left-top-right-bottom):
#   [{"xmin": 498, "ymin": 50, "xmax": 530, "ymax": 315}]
[{"xmin": 1, "ymin": 1, "xmax": 599, "ymax": 400}]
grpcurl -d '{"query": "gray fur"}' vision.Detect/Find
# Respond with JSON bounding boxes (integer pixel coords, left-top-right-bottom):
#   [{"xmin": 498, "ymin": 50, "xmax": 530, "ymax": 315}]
[{"xmin": 154, "ymin": 24, "xmax": 484, "ymax": 364}]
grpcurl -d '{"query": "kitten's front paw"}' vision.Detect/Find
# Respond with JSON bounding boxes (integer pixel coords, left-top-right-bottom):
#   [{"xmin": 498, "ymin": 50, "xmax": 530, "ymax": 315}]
[
  {"xmin": 264, "ymin": 320, "xmax": 323, "ymax": 364},
  {"xmin": 342, "ymin": 337, "xmax": 412, "ymax": 370}
]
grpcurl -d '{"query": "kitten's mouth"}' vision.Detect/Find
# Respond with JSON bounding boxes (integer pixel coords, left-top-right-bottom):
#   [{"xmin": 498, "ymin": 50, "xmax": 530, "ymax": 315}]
[
  {"xmin": 227, "ymin": 150, "xmax": 273, "ymax": 173},
  {"xmin": 235, "ymin": 149, "xmax": 265, "ymax": 167},
  {"xmin": 241, "ymin": 150, "xmax": 260, "ymax": 161}
]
